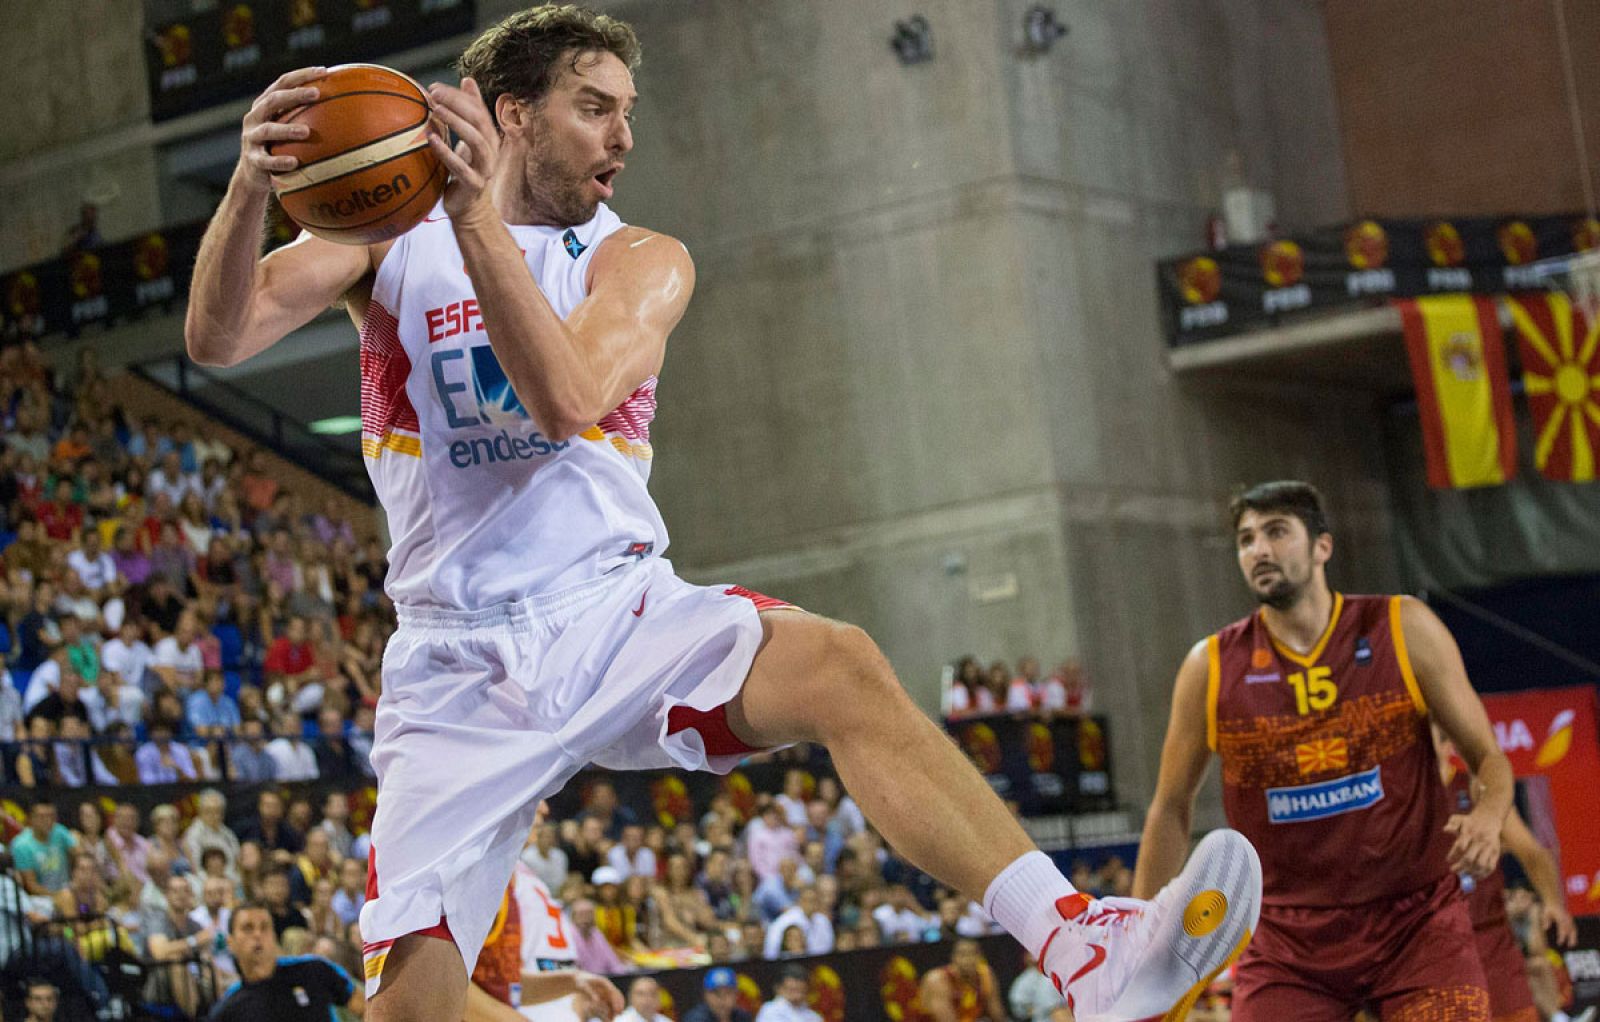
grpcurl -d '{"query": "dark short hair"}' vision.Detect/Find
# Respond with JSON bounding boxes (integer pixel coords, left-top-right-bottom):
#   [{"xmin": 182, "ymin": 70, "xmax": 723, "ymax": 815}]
[
  {"xmin": 200, "ymin": 847, "xmax": 227, "ymax": 869},
  {"xmin": 1228, "ymin": 480, "xmax": 1330, "ymax": 537},
  {"xmin": 456, "ymin": 4, "xmax": 641, "ymax": 127},
  {"xmin": 779, "ymin": 964, "xmax": 809, "ymax": 985},
  {"xmin": 229, "ymin": 901, "xmax": 273, "ymax": 934}
]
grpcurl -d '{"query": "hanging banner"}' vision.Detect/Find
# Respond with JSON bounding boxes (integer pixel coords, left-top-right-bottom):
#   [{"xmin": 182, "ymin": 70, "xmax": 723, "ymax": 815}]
[
  {"xmin": 944, "ymin": 714, "xmax": 1115, "ymax": 815},
  {"xmin": 1159, "ymin": 213, "xmax": 1600, "ymax": 345},
  {"xmin": 1480, "ymin": 686, "xmax": 1600, "ymax": 919},
  {"xmin": 144, "ymin": 0, "xmax": 477, "ymax": 121}
]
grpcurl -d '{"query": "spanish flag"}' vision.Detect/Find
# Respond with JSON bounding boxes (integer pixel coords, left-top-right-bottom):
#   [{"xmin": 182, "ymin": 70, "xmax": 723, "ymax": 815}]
[
  {"xmin": 1508, "ymin": 293, "xmax": 1600, "ymax": 482},
  {"xmin": 1398, "ymin": 295, "xmax": 1518, "ymax": 489}
]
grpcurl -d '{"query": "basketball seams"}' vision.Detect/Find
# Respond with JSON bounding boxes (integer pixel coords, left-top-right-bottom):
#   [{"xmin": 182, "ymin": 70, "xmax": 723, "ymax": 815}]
[
  {"xmin": 274, "ymin": 92, "xmax": 430, "ymax": 168},
  {"xmin": 272, "ymin": 129, "xmax": 431, "ymax": 194}
]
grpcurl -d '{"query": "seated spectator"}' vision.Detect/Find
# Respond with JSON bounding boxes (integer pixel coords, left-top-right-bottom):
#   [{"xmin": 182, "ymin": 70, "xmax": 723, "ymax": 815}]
[
  {"xmin": 80, "ymin": 649, "xmax": 146, "ymax": 732},
  {"xmin": 0, "ymin": 670, "xmax": 21, "ymax": 741},
  {"xmin": 263, "ymin": 614, "xmax": 317, "ymax": 695},
  {"xmin": 1007, "ymin": 657, "xmax": 1040, "ymax": 712},
  {"xmin": 521, "ymin": 819, "xmax": 568, "ymax": 894},
  {"xmin": 265, "ymin": 711, "xmax": 318, "ymax": 781},
  {"xmin": 683, "ymin": 967, "xmax": 753, "ymax": 1022},
  {"xmin": 13, "ymin": 582, "xmax": 60, "ymax": 674},
  {"xmin": 259, "ymin": 865, "xmax": 310, "ymax": 937},
  {"xmin": 93, "ymin": 721, "xmax": 141, "ymax": 785},
  {"xmin": 148, "ymin": 450, "xmax": 196, "ymax": 509},
  {"xmin": 148, "ymin": 521, "xmax": 194, "ymax": 591},
  {"xmin": 36, "ymin": 478, "xmax": 83, "ymax": 542},
  {"xmin": 108, "ymin": 525, "xmax": 151, "ymax": 587},
  {"xmin": 753, "ymin": 857, "xmax": 801, "ymax": 924},
  {"xmin": 22, "ymin": 646, "xmax": 65, "ymax": 714},
  {"xmin": 920, "ymin": 938, "xmax": 1005, "ymax": 1022},
  {"xmin": 313, "ymin": 705, "xmax": 354, "ymax": 778},
  {"xmin": 52, "ymin": 716, "xmax": 95, "ymax": 787},
  {"xmin": 763, "ymin": 885, "xmax": 833, "ymax": 959},
  {"xmin": 150, "ymin": 609, "xmax": 205, "ymax": 695},
  {"xmin": 186, "ymin": 669, "xmax": 240, "ymax": 738},
  {"xmin": 591, "ymin": 867, "xmax": 639, "ymax": 955},
  {"xmin": 607, "ymin": 823, "xmax": 656, "ymax": 880},
  {"xmin": 236, "ymin": 790, "xmax": 303, "ymax": 855},
  {"xmin": 65, "ymin": 528, "xmax": 117, "ymax": 596},
  {"xmin": 106, "ymin": 803, "xmax": 151, "ymax": 883},
  {"xmin": 330, "ymin": 855, "xmax": 366, "ymax": 927},
  {"xmin": 775, "ymin": 770, "xmax": 810, "ymax": 828},
  {"xmin": 149, "ymin": 804, "xmax": 194, "ymax": 875},
  {"xmin": 349, "ymin": 701, "xmax": 377, "ymax": 778},
  {"xmin": 872, "ymin": 884, "xmax": 934, "ymax": 944},
  {"xmin": 227, "ymin": 717, "xmax": 277, "ymax": 783},
  {"xmin": 317, "ymin": 792, "xmax": 355, "ymax": 858},
  {"xmin": 54, "ymin": 571, "xmax": 103, "ymax": 631},
  {"xmin": 619, "ymin": 977, "xmax": 673, "ymax": 1022},
  {"xmin": 26, "ymin": 661, "xmax": 90, "ymax": 730},
  {"xmin": 564, "ymin": 814, "xmax": 608, "ymax": 884},
  {"xmin": 182, "ymin": 789, "xmax": 241, "ymax": 873},
  {"xmin": 143, "ymin": 873, "xmax": 217, "ymax": 1018},
  {"xmin": 190, "ymin": 874, "xmax": 237, "ymax": 980},
  {"xmin": 744, "ymin": 802, "xmax": 798, "ymax": 882},
  {"xmin": 755, "ymin": 965, "xmax": 822, "ymax": 1022},
  {"xmin": 10, "ymin": 799, "xmax": 77, "ymax": 895},
  {"xmin": 135, "ymin": 719, "xmax": 199, "ymax": 784},
  {"xmin": 289, "ymin": 827, "xmax": 337, "ymax": 908}
]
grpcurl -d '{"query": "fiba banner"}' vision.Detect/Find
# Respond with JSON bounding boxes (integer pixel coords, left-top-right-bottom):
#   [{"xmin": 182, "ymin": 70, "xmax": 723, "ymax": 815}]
[
  {"xmin": 144, "ymin": 0, "xmax": 476, "ymax": 121},
  {"xmin": 1159, "ymin": 212, "xmax": 1600, "ymax": 345},
  {"xmin": 945, "ymin": 715, "xmax": 1115, "ymax": 815},
  {"xmin": 1480, "ymin": 687, "xmax": 1600, "ymax": 919},
  {"xmin": 638, "ymin": 934, "xmax": 1029, "ymax": 1022}
]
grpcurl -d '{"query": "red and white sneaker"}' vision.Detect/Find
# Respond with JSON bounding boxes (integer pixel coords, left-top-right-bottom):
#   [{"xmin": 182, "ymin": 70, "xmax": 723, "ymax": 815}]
[{"xmin": 1037, "ymin": 829, "xmax": 1261, "ymax": 1021}]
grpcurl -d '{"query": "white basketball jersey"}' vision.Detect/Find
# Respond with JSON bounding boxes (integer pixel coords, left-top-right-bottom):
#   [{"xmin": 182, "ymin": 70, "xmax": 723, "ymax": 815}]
[
  {"xmin": 361, "ymin": 201, "xmax": 669, "ymax": 609},
  {"xmin": 512, "ymin": 864, "xmax": 577, "ymax": 971}
]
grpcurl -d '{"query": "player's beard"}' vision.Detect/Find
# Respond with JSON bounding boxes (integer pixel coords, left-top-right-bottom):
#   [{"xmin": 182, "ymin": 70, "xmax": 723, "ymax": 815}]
[
  {"xmin": 521, "ymin": 134, "xmax": 601, "ymax": 228},
  {"xmin": 1252, "ymin": 557, "xmax": 1311, "ymax": 610}
]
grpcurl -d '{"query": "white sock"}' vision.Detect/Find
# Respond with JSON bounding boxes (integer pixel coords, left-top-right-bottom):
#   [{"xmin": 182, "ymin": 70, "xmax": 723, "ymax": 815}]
[{"xmin": 983, "ymin": 851, "xmax": 1079, "ymax": 957}]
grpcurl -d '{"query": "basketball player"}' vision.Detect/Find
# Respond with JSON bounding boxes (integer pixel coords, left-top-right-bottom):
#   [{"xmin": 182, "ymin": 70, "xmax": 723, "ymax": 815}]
[
  {"xmin": 185, "ymin": 8, "xmax": 1260, "ymax": 1021},
  {"xmin": 1134, "ymin": 480, "xmax": 1513, "ymax": 1021},
  {"xmin": 1433, "ymin": 725, "xmax": 1579, "ymax": 1022},
  {"xmin": 917, "ymin": 937, "xmax": 1007, "ymax": 1022}
]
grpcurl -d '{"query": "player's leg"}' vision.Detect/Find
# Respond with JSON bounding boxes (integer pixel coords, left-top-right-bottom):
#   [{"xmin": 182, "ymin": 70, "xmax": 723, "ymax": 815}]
[
  {"xmin": 1369, "ymin": 885, "xmax": 1490, "ymax": 1022},
  {"xmin": 365, "ymin": 935, "xmax": 469, "ymax": 1022},
  {"xmin": 722, "ymin": 610, "xmax": 1260, "ymax": 1017},
  {"xmin": 1473, "ymin": 922, "xmax": 1539, "ymax": 1022}
]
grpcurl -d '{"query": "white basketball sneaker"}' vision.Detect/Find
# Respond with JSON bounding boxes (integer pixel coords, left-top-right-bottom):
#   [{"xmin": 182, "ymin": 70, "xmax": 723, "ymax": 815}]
[{"xmin": 1037, "ymin": 829, "xmax": 1262, "ymax": 1021}]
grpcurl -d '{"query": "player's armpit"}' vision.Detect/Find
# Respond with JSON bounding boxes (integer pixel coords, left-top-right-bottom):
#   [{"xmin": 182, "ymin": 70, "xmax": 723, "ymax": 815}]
[{"xmin": 1132, "ymin": 639, "xmax": 1214, "ymax": 899}]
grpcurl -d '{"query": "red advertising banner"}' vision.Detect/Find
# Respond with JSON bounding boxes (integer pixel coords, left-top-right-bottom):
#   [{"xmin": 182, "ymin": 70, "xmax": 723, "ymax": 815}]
[{"xmin": 1481, "ymin": 687, "xmax": 1600, "ymax": 918}]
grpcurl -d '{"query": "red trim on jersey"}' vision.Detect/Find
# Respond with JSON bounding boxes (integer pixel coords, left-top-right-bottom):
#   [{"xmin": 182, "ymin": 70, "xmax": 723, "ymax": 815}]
[
  {"xmin": 594, "ymin": 377, "xmax": 657, "ymax": 442},
  {"xmin": 360, "ymin": 300, "xmax": 420, "ymax": 438},
  {"xmin": 723, "ymin": 585, "xmax": 791, "ymax": 612},
  {"xmin": 666, "ymin": 703, "xmax": 762, "ymax": 757},
  {"xmin": 365, "ymin": 844, "xmax": 454, "ymax": 949}
]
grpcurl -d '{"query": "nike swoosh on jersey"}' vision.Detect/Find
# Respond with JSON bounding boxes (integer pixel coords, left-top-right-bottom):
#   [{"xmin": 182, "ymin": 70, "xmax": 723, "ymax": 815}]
[{"xmin": 632, "ymin": 590, "xmax": 649, "ymax": 617}]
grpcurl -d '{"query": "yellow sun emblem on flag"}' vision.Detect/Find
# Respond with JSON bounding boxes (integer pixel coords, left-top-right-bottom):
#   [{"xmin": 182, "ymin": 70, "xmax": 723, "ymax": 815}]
[
  {"xmin": 1511, "ymin": 294, "xmax": 1600, "ymax": 480},
  {"xmin": 1295, "ymin": 737, "xmax": 1349, "ymax": 775}
]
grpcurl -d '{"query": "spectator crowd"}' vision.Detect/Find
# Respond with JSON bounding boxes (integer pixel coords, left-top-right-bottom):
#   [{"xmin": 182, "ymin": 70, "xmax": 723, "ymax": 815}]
[{"xmin": 944, "ymin": 656, "xmax": 1093, "ymax": 720}]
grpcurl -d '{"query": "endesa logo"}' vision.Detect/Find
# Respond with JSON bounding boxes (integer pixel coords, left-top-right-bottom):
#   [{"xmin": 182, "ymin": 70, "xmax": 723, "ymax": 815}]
[
  {"xmin": 430, "ymin": 342, "xmax": 571, "ymax": 468},
  {"xmin": 1266, "ymin": 765, "xmax": 1383, "ymax": 824}
]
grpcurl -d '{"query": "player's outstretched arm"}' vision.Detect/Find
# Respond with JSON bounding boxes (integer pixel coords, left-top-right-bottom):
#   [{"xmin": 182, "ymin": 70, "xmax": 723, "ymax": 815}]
[
  {"xmin": 1501, "ymin": 807, "xmax": 1578, "ymax": 947},
  {"xmin": 1132, "ymin": 639, "xmax": 1214, "ymax": 900},
  {"xmin": 1399, "ymin": 596, "xmax": 1513, "ymax": 877},
  {"xmin": 186, "ymin": 67, "xmax": 373, "ymax": 368}
]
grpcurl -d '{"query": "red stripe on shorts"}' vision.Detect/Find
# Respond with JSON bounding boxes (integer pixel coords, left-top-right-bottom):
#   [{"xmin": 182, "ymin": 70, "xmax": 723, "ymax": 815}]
[
  {"xmin": 666, "ymin": 703, "xmax": 763, "ymax": 758},
  {"xmin": 364, "ymin": 845, "xmax": 454, "ymax": 946}
]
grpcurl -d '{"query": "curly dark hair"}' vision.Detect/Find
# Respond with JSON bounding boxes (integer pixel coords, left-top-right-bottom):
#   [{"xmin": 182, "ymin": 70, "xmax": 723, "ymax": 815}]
[
  {"xmin": 1228, "ymin": 480, "xmax": 1330, "ymax": 537},
  {"xmin": 456, "ymin": 4, "xmax": 642, "ymax": 128}
]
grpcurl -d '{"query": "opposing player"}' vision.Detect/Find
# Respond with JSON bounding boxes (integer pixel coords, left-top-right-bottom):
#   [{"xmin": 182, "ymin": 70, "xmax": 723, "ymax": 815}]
[
  {"xmin": 1134, "ymin": 480, "xmax": 1512, "ymax": 1021},
  {"xmin": 185, "ymin": 8, "xmax": 1259, "ymax": 1021},
  {"xmin": 1434, "ymin": 726, "xmax": 1578, "ymax": 1022}
]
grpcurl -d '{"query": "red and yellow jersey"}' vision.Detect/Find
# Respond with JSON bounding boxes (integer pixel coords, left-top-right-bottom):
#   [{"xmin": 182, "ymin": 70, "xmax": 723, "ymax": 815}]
[
  {"xmin": 470, "ymin": 881, "xmax": 524, "ymax": 1006},
  {"xmin": 1445, "ymin": 766, "xmax": 1508, "ymax": 931},
  {"xmin": 1208, "ymin": 593, "xmax": 1453, "ymax": 907},
  {"xmin": 917, "ymin": 963, "xmax": 996, "ymax": 1022}
]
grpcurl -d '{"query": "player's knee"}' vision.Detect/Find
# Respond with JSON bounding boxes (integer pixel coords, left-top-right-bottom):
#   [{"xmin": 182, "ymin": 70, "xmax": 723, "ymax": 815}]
[{"xmin": 818, "ymin": 622, "xmax": 906, "ymax": 716}]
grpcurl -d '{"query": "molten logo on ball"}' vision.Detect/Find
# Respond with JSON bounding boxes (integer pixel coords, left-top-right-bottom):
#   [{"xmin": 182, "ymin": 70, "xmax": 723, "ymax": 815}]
[{"xmin": 308, "ymin": 172, "xmax": 412, "ymax": 224}]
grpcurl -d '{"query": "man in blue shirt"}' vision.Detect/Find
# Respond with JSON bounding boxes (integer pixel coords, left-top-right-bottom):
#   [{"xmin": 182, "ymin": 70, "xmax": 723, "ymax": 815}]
[
  {"xmin": 682, "ymin": 967, "xmax": 753, "ymax": 1022},
  {"xmin": 187, "ymin": 671, "xmax": 241, "ymax": 738},
  {"xmin": 9, "ymin": 800, "xmax": 76, "ymax": 895}
]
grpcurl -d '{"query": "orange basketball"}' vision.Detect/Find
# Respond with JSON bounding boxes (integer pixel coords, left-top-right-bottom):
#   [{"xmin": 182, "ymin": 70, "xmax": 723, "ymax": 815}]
[{"xmin": 268, "ymin": 64, "xmax": 445, "ymax": 245}]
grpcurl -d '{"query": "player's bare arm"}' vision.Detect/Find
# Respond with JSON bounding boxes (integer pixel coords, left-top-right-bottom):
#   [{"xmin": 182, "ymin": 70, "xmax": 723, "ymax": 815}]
[
  {"xmin": 1132, "ymin": 639, "xmax": 1214, "ymax": 899},
  {"xmin": 1501, "ymin": 807, "xmax": 1577, "ymax": 947},
  {"xmin": 1400, "ymin": 595, "xmax": 1513, "ymax": 877},
  {"xmin": 186, "ymin": 66, "xmax": 376, "ymax": 367},
  {"xmin": 427, "ymin": 77, "xmax": 690, "ymax": 441}
]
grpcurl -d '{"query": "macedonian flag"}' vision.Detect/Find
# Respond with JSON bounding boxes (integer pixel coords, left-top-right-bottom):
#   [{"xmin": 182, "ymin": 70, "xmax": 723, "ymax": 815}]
[
  {"xmin": 1398, "ymin": 295, "xmax": 1518, "ymax": 488},
  {"xmin": 1509, "ymin": 293, "xmax": 1600, "ymax": 482}
]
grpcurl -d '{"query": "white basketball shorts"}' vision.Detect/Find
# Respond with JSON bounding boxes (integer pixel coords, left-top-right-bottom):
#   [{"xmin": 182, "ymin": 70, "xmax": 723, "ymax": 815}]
[{"xmin": 359, "ymin": 557, "xmax": 791, "ymax": 997}]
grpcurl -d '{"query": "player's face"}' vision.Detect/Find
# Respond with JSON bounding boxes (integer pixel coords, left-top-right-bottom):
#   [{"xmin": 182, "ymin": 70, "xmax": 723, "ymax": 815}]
[
  {"xmin": 952, "ymin": 940, "xmax": 982, "ymax": 981},
  {"xmin": 510, "ymin": 50, "xmax": 635, "ymax": 227},
  {"xmin": 1235, "ymin": 510, "xmax": 1327, "ymax": 609}
]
